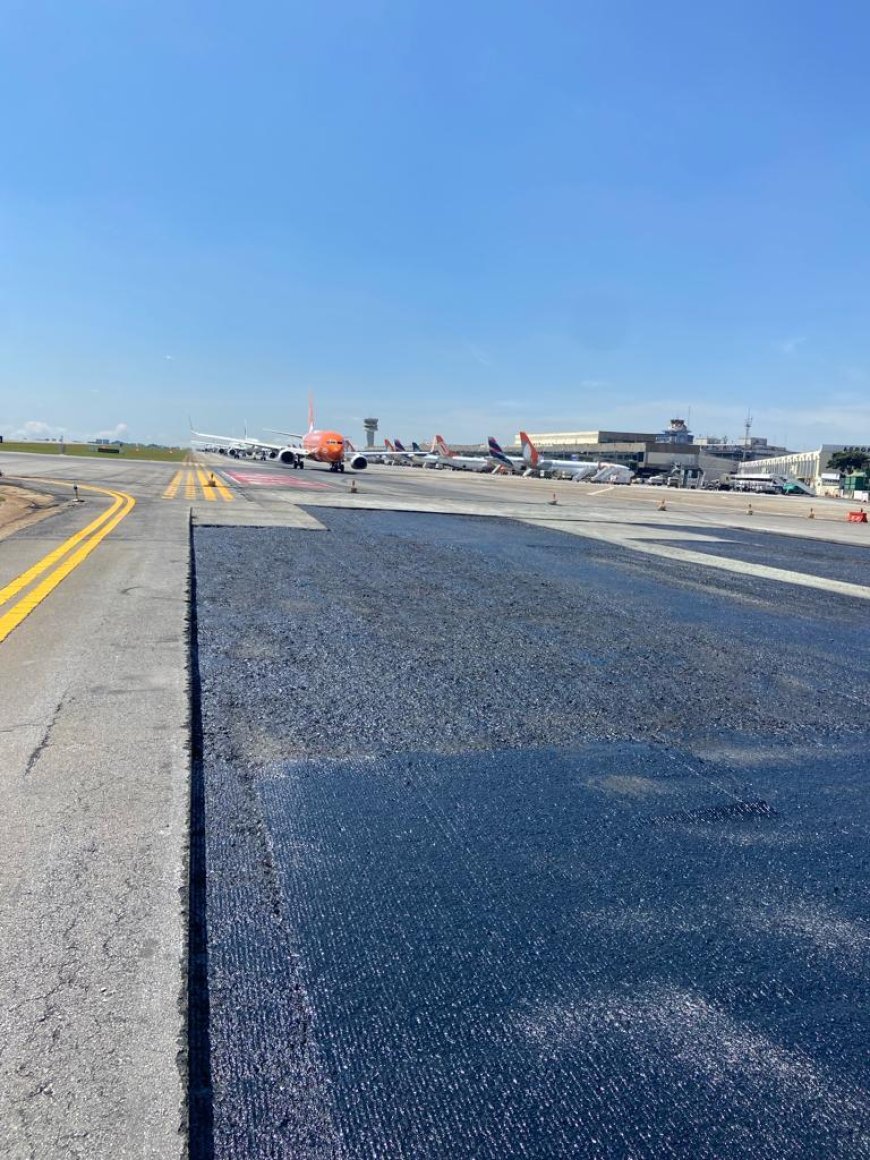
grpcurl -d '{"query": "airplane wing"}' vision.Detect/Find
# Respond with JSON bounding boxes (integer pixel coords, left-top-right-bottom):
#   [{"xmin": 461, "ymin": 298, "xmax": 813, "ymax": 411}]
[
  {"xmin": 190, "ymin": 428, "xmax": 296, "ymax": 457},
  {"xmin": 363, "ymin": 449, "xmax": 406, "ymax": 461},
  {"xmin": 189, "ymin": 428, "xmax": 255, "ymax": 446}
]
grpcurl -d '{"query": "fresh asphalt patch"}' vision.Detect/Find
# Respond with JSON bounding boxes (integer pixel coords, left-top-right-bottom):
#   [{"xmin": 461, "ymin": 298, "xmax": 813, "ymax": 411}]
[
  {"xmin": 634, "ymin": 523, "xmax": 870, "ymax": 587},
  {"xmin": 192, "ymin": 511, "xmax": 870, "ymax": 1159}
]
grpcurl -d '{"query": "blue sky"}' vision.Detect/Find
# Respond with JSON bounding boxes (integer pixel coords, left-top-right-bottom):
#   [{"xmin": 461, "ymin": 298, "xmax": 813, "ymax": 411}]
[{"xmin": 2, "ymin": 0, "xmax": 869, "ymax": 448}]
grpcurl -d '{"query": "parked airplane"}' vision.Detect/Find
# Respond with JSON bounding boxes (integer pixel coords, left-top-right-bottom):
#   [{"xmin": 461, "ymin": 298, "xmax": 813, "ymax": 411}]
[
  {"xmin": 432, "ymin": 435, "xmax": 495, "ymax": 472},
  {"xmin": 384, "ymin": 439, "xmax": 422, "ymax": 465},
  {"xmin": 519, "ymin": 432, "xmax": 633, "ymax": 483},
  {"xmin": 394, "ymin": 439, "xmax": 425, "ymax": 461},
  {"xmin": 393, "ymin": 439, "xmax": 436, "ymax": 466},
  {"xmin": 189, "ymin": 425, "xmax": 264, "ymax": 459},
  {"xmin": 371, "ymin": 438, "xmax": 405, "ymax": 465},
  {"xmin": 364, "ymin": 438, "xmax": 435, "ymax": 466},
  {"xmin": 486, "ymin": 437, "xmax": 525, "ymax": 474}
]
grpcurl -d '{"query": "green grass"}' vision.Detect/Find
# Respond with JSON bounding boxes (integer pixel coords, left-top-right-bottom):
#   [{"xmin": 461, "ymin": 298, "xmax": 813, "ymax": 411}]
[{"xmin": 0, "ymin": 442, "xmax": 189, "ymax": 462}]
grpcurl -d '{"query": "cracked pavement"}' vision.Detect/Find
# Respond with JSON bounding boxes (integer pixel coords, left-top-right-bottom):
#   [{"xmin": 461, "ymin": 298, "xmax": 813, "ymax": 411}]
[{"xmin": 0, "ymin": 483, "xmax": 190, "ymax": 1160}]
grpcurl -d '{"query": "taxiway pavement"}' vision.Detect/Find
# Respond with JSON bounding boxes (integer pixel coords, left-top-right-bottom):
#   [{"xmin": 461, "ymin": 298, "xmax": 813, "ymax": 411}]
[{"xmin": 1, "ymin": 450, "xmax": 868, "ymax": 1159}]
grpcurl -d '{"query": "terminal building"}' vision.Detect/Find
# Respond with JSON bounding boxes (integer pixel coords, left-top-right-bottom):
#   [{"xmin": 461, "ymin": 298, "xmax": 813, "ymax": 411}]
[
  {"xmin": 448, "ymin": 419, "xmax": 854, "ymax": 488},
  {"xmin": 734, "ymin": 445, "xmax": 852, "ymax": 492},
  {"xmin": 514, "ymin": 419, "xmax": 777, "ymax": 479}
]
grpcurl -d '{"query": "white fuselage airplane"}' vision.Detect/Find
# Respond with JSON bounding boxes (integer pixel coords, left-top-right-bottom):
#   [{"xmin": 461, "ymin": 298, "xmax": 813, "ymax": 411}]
[
  {"xmin": 191, "ymin": 400, "xmax": 369, "ymax": 473},
  {"xmin": 432, "ymin": 435, "xmax": 495, "ymax": 472},
  {"xmin": 364, "ymin": 438, "xmax": 435, "ymax": 467},
  {"xmin": 518, "ymin": 432, "xmax": 633, "ymax": 483}
]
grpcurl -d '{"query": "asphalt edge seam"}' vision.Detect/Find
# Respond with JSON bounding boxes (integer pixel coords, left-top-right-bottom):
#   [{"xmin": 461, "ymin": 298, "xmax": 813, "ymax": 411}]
[{"xmin": 186, "ymin": 509, "xmax": 215, "ymax": 1159}]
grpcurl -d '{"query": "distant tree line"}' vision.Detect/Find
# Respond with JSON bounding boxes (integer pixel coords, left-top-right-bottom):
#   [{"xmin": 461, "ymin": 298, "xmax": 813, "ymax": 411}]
[{"xmin": 827, "ymin": 450, "xmax": 870, "ymax": 473}]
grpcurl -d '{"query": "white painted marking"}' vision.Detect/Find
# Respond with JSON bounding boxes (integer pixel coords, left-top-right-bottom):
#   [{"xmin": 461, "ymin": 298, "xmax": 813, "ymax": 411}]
[
  {"xmin": 522, "ymin": 519, "xmax": 870, "ymax": 601},
  {"xmin": 193, "ymin": 504, "xmax": 326, "ymax": 530}
]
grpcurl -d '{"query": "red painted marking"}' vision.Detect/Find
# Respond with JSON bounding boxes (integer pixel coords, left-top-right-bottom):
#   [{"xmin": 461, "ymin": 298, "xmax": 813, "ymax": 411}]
[{"xmin": 224, "ymin": 471, "xmax": 330, "ymax": 490}]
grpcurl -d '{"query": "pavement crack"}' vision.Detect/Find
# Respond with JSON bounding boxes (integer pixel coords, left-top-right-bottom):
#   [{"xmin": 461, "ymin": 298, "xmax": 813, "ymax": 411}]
[{"xmin": 23, "ymin": 692, "xmax": 67, "ymax": 778}]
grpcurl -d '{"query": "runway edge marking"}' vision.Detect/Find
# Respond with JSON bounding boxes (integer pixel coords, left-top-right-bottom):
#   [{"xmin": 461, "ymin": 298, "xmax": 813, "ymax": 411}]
[{"xmin": 521, "ymin": 519, "xmax": 870, "ymax": 602}]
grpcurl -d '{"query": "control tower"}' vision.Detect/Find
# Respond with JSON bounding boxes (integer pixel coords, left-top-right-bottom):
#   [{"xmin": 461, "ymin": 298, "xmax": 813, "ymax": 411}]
[{"xmin": 363, "ymin": 418, "xmax": 379, "ymax": 448}]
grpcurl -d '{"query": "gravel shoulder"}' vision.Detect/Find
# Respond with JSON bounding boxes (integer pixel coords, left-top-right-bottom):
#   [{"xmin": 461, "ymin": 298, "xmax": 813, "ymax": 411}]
[{"xmin": 0, "ymin": 482, "xmax": 64, "ymax": 541}]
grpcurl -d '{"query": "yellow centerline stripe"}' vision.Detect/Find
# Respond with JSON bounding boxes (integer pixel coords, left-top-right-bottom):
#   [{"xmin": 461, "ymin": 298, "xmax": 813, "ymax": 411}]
[
  {"xmin": 160, "ymin": 465, "xmax": 234, "ymax": 502},
  {"xmin": 0, "ymin": 488, "xmax": 136, "ymax": 645},
  {"xmin": 196, "ymin": 468, "xmax": 216, "ymax": 500},
  {"xmin": 163, "ymin": 470, "xmax": 184, "ymax": 499},
  {"xmin": 211, "ymin": 473, "xmax": 233, "ymax": 501},
  {"xmin": 0, "ymin": 490, "xmax": 125, "ymax": 611}
]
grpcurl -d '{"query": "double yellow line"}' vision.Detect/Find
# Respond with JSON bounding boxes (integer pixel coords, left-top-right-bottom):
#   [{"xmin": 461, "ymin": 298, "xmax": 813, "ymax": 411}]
[
  {"xmin": 0, "ymin": 481, "xmax": 135, "ymax": 646},
  {"xmin": 163, "ymin": 468, "xmax": 233, "ymax": 502}
]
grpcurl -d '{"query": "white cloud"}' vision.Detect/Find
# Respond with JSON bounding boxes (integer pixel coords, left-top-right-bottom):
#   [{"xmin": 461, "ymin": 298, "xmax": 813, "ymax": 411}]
[
  {"xmin": 463, "ymin": 341, "xmax": 492, "ymax": 367},
  {"xmin": 4, "ymin": 419, "xmax": 66, "ymax": 440},
  {"xmin": 96, "ymin": 422, "xmax": 130, "ymax": 441},
  {"xmin": 777, "ymin": 336, "xmax": 806, "ymax": 355}
]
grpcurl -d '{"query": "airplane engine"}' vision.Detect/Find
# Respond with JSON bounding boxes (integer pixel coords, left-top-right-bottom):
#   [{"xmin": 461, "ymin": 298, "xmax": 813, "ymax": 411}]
[
  {"xmin": 277, "ymin": 447, "xmax": 300, "ymax": 466},
  {"xmin": 349, "ymin": 454, "xmax": 368, "ymax": 470}
]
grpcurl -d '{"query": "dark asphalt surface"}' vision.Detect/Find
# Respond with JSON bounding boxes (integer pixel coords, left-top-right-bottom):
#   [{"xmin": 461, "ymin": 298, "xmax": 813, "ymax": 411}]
[
  {"xmin": 193, "ymin": 512, "xmax": 870, "ymax": 1159},
  {"xmin": 638, "ymin": 522, "xmax": 870, "ymax": 586}
]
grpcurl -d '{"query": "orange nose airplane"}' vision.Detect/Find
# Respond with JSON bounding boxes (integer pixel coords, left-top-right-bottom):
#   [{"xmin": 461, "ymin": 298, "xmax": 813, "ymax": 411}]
[
  {"xmin": 191, "ymin": 398, "xmax": 368, "ymax": 472},
  {"xmin": 267, "ymin": 399, "xmax": 367, "ymax": 472}
]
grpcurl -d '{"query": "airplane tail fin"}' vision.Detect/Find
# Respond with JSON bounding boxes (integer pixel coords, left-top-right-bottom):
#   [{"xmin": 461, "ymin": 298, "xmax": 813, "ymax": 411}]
[
  {"xmin": 435, "ymin": 434, "xmax": 452, "ymax": 457},
  {"xmin": 394, "ymin": 439, "xmax": 406, "ymax": 451},
  {"xmin": 487, "ymin": 436, "xmax": 513, "ymax": 470},
  {"xmin": 412, "ymin": 441, "xmax": 421, "ymax": 452},
  {"xmin": 519, "ymin": 431, "xmax": 539, "ymax": 468},
  {"xmin": 385, "ymin": 438, "xmax": 395, "ymax": 451},
  {"xmin": 307, "ymin": 392, "xmax": 315, "ymax": 433}
]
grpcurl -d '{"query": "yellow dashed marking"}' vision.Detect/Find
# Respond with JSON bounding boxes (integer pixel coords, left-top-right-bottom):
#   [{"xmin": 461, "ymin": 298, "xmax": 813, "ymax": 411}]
[
  {"xmin": 212, "ymin": 475, "xmax": 233, "ymax": 502},
  {"xmin": 163, "ymin": 470, "xmax": 184, "ymax": 499},
  {"xmin": 162, "ymin": 464, "xmax": 233, "ymax": 501},
  {"xmin": 196, "ymin": 468, "xmax": 216, "ymax": 500}
]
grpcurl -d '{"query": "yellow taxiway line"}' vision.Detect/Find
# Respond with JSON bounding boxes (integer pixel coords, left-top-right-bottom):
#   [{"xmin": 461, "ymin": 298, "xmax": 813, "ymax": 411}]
[
  {"xmin": 163, "ymin": 469, "xmax": 184, "ymax": 499},
  {"xmin": 210, "ymin": 474, "xmax": 233, "ymax": 502},
  {"xmin": 162, "ymin": 467, "xmax": 234, "ymax": 501},
  {"xmin": 196, "ymin": 468, "xmax": 216, "ymax": 500},
  {"xmin": 0, "ymin": 481, "xmax": 136, "ymax": 645}
]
